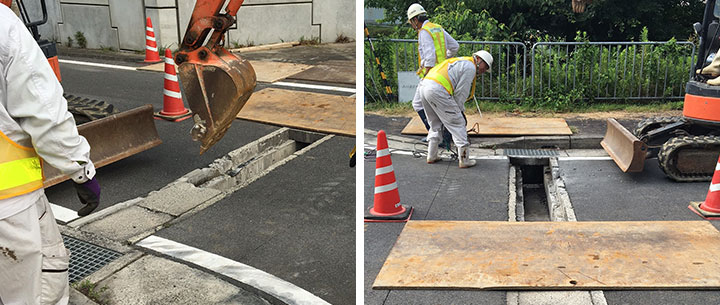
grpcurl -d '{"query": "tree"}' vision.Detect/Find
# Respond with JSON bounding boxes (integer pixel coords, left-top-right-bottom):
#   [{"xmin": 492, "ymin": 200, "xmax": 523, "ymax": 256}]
[{"xmin": 364, "ymin": 0, "xmax": 705, "ymax": 42}]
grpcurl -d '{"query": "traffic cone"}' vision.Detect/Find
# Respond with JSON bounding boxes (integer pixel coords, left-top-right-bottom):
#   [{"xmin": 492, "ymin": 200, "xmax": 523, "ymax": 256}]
[
  {"xmin": 689, "ymin": 155, "xmax": 720, "ymax": 219},
  {"xmin": 154, "ymin": 49, "xmax": 191, "ymax": 121},
  {"xmin": 365, "ymin": 130, "xmax": 413, "ymax": 222},
  {"xmin": 144, "ymin": 17, "xmax": 161, "ymax": 63}
]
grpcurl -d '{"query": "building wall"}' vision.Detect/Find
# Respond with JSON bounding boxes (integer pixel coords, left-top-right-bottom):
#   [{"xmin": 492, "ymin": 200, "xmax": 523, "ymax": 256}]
[{"xmin": 26, "ymin": 0, "xmax": 353, "ymax": 51}]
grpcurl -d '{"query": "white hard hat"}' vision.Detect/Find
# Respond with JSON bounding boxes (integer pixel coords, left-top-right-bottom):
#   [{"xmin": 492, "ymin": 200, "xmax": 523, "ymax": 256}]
[
  {"xmin": 473, "ymin": 50, "xmax": 493, "ymax": 69},
  {"xmin": 407, "ymin": 3, "xmax": 427, "ymax": 21}
]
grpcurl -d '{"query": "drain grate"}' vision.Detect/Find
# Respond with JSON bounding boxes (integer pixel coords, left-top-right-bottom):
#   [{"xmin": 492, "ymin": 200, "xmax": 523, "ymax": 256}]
[
  {"xmin": 62, "ymin": 235, "xmax": 122, "ymax": 283},
  {"xmin": 504, "ymin": 149, "xmax": 559, "ymax": 156}
]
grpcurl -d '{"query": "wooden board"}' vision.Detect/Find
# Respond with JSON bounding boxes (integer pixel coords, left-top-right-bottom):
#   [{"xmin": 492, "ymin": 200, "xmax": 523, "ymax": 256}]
[
  {"xmin": 374, "ymin": 220, "xmax": 720, "ymax": 290},
  {"xmin": 236, "ymin": 88, "xmax": 355, "ymax": 136},
  {"xmin": 138, "ymin": 60, "xmax": 312, "ymax": 83},
  {"xmin": 287, "ymin": 64, "xmax": 355, "ymax": 85},
  {"xmin": 401, "ymin": 115, "xmax": 572, "ymax": 136}
]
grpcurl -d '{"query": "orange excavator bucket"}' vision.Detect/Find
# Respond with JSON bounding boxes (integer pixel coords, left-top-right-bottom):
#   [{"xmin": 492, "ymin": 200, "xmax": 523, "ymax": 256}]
[
  {"xmin": 175, "ymin": 0, "xmax": 256, "ymax": 154},
  {"xmin": 600, "ymin": 118, "xmax": 648, "ymax": 172}
]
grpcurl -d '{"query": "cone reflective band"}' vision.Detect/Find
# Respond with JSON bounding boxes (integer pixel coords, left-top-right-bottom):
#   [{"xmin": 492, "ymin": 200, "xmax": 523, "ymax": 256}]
[
  {"xmin": 689, "ymin": 155, "xmax": 720, "ymax": 219},
  {"xmin": 154, "ymin": 49, "xmax": 191, "ymax": 121},
  {"xmin": 365, "ymin": 130, "xmax": 412, "ymax": 222},
  {"xmin": 144, "ymin": 17, "xmax": 161, "ymax": 63}
]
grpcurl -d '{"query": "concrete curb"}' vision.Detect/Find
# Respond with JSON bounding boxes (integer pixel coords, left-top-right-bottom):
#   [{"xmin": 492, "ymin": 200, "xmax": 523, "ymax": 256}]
[{"xmin": 363, "ymin": 128, "xmax": 603, "ymax": 150}]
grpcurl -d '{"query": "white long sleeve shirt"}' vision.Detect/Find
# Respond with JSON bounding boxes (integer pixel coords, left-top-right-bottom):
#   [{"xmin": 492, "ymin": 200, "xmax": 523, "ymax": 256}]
[
  {"xmin": 418, "ymin": 20, "xmax": 460, "ymax": 69},
  {"xmin": 0, "ymin": 5, "xmax": 93, "ymax": 219},
  {"xmin": 447, "ymin": 59, "xmax": 477, "ymax": 109}
]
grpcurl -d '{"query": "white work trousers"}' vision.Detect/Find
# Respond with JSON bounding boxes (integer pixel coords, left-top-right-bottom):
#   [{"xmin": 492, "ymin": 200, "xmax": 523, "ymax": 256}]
[
  {"xmin": 0, "ymin": 195, "xmax": 70, "ymax": 305},
  {"xmin": 412, "ymin": 84, "xmax": 424, "ymax": 112},
  {"xmin": 419, "ymin": 80, "xmax": 469, "ymax": 147}
]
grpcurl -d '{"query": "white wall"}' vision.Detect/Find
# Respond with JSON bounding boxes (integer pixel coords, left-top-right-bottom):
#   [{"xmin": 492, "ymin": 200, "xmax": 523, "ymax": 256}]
[{"xmin": 32, "ymin": 0, "xmax": 354, "ymax": 51}]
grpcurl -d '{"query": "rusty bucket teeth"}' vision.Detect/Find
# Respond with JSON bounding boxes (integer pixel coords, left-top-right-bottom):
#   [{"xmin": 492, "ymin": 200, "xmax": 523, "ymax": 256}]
[{"xmin": 177, "ymin": 48, "xmax": 256, "ymax": 154}]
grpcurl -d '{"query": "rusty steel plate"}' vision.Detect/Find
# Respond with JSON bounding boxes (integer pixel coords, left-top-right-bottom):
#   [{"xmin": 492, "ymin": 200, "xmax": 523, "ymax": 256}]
[
  {"xmin": 401, "ymin": 115, "xmax": 572, "ymax": 136},
  {"xmin": 236, "ymin": 88, "xmax": 355, "ymax": 136},
  {"xmin": 374, "ymin": 220, "xmax": 720, "ymax": 290}
]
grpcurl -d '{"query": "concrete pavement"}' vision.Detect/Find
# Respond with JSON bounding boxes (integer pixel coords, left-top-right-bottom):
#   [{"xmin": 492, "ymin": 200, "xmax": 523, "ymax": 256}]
[{"xmin": 44, "ymin": 42, "xmax": 356, "ymax": 304}]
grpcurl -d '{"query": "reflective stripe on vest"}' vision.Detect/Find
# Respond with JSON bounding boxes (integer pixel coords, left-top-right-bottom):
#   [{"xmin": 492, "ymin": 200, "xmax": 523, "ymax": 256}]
[
  {"xmin": 417, "ymin": 22, "xmax": 447, "ymax": 78},
  {"xmin": 0, "ymin": 130, "xmax": 43, "ymax": 200},
  {"xmin": 425, "ymin": 57, "xmax": 476, "ymax": 98}
]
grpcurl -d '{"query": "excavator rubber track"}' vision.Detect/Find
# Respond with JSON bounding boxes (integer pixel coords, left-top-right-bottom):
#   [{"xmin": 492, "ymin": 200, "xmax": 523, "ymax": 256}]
[
  {"xmin": 634, "ymin": 116, "xmax": 686, "ymax": 137},
  {"xmin": 658, "ymin": 135, "xmax": 720, "ymax": 182},
  {"xmin": 65, "ymin": 93, "xmax": 119, "ymax": 124}
]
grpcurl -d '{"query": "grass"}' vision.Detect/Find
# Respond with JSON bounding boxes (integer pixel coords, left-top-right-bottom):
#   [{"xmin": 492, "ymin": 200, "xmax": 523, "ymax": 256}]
[
  {"xmin": 299, "ymin": 36, "xmax": 320, "ymax": 46},
  {"xmin": 73, "ymin": 280, "xmax": 110, "ymax": 305},
  {"xmin": 365, "ymin": 100, "xmax": 684, "ymax": 117}
]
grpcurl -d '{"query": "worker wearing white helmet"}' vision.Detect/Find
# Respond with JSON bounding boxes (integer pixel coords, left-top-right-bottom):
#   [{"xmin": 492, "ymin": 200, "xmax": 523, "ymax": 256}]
[
  {"xmin": 419, "ymin": 50, "xmax": 493, "ymax": 168},
  {"xmin": 407, "ymin": 3, "xmax": 459, "ymax": 142}
]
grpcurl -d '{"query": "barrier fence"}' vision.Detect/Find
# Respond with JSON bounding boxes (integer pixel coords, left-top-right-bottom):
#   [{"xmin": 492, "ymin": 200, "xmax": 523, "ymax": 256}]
[{"xmin": 364, "ymin": 39, "xmax": 696, "ymax": 103}]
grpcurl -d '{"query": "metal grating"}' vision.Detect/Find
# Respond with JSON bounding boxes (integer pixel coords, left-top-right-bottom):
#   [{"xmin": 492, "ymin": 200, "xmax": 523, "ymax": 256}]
[
  {"xmin": 62, "ymin": 235, "xmax": 122, "ymax": 283},
  {"xmin": 504, "ymin": 149, "xmax": 559, "ymax": 156}
]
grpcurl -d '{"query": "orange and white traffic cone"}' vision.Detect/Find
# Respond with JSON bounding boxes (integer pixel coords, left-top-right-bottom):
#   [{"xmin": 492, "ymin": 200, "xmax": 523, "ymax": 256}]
[
  {"xmin": 690, "ymin": 155, "xmax": 720, "ymax": 219},
  {"xmin": 365, "ymin": 130, "xmax": 413, "ymax": 222},
  {"xmin": 144, "ymin": 17, "xmax": 161, "ymax": 63},
  {"xmin": 154, "ymin": 49, "xmax": 191, "ymax": 121}
]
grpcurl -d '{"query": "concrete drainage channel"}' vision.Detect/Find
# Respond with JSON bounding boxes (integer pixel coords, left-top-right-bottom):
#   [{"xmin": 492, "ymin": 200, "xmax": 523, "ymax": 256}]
[
  {"xmin": 60, "ymin": 127, "xmax": 332, "ymax": 304},
  {"xmin": 507, "ymin": 154, "xmax": 608, "ymax": 305}
]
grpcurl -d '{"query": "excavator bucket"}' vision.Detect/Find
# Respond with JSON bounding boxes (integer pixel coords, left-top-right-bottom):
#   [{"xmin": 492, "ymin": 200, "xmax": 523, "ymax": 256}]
[
  {"xmin": 174, "ymin": 0, "xmax": 256, "ymax": 154},
  {"xmin": 177, "ymin": 48, "xmax": 256, "ymax": 154},
  {"xmin": 43, "ymin": 105, "xmax": 162, "ymax": 187},
  {"xmin": 600, "ymin": 118, "xmax": 648, "ymax": 172}
]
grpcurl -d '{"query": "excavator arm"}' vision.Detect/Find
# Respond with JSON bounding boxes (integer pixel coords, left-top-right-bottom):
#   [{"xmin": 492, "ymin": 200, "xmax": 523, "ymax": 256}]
[{"xmin": 175, "ymin": 0, "xmax": 256, "ymax": 154}]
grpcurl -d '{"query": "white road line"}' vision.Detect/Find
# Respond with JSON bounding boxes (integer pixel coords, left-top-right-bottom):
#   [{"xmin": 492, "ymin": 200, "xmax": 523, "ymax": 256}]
[
  {"xmin": 272, "ymin": 81, "xmax": 356, "ymax": 93},
  {"xmin": 50, "ymin": 203, "xmax": 79, "ymax": 223},
  {"xmin": 137, "ymin": 235, "xmax": 331, "ymax": 305},
  {"xmin": 558, "ymin": 156, "xmax": 613, "ymax": 161},
  {"xmin": 58, "ymin": 59, "xmax": 138, "ymax": 71}
]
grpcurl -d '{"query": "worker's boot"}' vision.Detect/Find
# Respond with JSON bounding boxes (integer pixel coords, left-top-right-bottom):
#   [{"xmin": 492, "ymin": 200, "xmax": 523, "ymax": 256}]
[
  {"xmin": 699, "ymin": 54, "xmax": 720, "ymax": 77},
  {"xmin": 458, "ymin": 145, "xmax": 476, "ymax": 168},
  {"xmin": 427, "ymin": 139, "xmax": 441, "ymax": 163},
  {"xmin": 709, "ymin": 75, "xmax": 720, "ymax": 86}
]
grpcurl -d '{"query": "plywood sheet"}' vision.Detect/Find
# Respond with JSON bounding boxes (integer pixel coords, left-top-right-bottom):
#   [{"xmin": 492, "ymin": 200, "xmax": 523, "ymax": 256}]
[
  {"xmin": 401, "ymin": 115, "xmax": 572, "ymax": 136},
  {"xmin": 138, "ymin": 60, "xmax": 312, "ymax": 83},
  {"xmin": 287, "ymin": 65, "xmax": 355, "ymax": 85},
  {"xmin": 237, "ymin": 88, "xmax": 355, "ymax": 136},
  {"xmin": 374, "ymin": 220, "xmax": 720, "ymax": 290}
]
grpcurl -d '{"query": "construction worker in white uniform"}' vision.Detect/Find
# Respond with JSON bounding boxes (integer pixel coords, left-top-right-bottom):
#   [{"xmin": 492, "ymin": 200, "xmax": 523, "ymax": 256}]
[
  {"xmin": 0, "ymin": 4, "xmax": 101, "ymax": 305},
  {"xmin": 407, "ymin": 3, "xmax": 459, "ymax": 142},
  {"xmin": 420, "ymin": 50, "xmax": 494, "ymax": 168}
]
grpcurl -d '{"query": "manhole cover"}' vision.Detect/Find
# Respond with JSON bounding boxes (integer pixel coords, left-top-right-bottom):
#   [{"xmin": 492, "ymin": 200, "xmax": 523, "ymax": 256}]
[
  {"xmin": 504, "ymin": 149, "xmax": 559, "ymax": 156},
  {"xmin": 62, "ymin": 235, "xmax": 122, "ymax": 283}
]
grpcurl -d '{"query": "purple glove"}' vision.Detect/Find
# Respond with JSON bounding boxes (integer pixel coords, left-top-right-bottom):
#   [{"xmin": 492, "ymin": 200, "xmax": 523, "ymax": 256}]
[{"xmin": 74, "ymin": 177, "xmax": 100, "ymax": 216}]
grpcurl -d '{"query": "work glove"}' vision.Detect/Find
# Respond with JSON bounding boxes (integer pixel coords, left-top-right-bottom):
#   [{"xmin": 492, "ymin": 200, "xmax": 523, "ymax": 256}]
[{"xmin": 74, "ymin": 177, "xmax": 100, "ymax": 216}]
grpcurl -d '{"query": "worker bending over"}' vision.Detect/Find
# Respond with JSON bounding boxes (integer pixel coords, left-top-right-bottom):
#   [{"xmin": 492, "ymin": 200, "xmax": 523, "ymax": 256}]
[{"xmin": 419, "ymin": 50, "xmax": 493, "ymax": 168}]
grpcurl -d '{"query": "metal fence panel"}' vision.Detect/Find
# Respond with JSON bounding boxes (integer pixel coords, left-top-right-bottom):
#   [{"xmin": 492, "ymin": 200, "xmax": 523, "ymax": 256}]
[
  {"xmin": 531, "ymin": 41, "xmax": 696, "ymax": 100},
  {"xmin": 365, "ymin": 39, "xmax": 527, "ymax": 101},
  {"xmin": 364, "ymin": 39, "xmax": 697, "ymax": 103}
]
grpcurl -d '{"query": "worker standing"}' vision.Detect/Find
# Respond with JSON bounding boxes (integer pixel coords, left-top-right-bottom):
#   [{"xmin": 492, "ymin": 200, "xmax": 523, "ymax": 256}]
[
  {"xmin": 420, "ymin": 50, "xmax": 494, "ymax": 168},
  {"xmin": 0, "ymin": 4, "xmax": 100, "ymax": 305},
  {"xmin": 407, "ymin": 3, "xmax": 459, "ymax": 143}
]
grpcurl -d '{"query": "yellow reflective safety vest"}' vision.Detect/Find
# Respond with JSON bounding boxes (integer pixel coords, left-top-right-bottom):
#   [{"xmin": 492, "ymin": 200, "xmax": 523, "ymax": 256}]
[
  {"xmin": 0, "ymin": 130, "xmax": 43, "ymax": 200},
  {"xmin": 425, "ymin": 56, "xmax": 477, "ymax": 100},
  {"xmin": 417, "ymin": 22, "xmax": 447, "ymax": 78}
]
